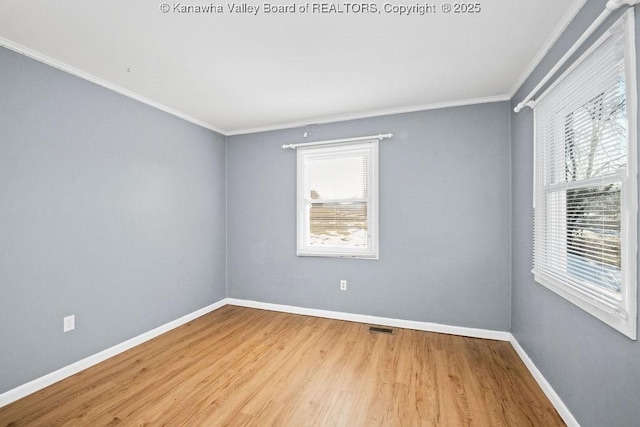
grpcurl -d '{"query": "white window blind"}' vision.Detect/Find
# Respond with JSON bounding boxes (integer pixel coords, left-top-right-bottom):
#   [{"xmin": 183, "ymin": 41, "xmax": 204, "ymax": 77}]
[
  {"xmin": 297, "ymin": 140, "xmax": 379, "ymax": 258},
  {"xmin": 533, "ymin": 12, "xmax": 637, "ymax": 339}
]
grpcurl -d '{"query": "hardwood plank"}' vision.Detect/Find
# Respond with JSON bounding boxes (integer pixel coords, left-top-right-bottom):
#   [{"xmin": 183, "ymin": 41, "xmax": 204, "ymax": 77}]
[{"xmin": 0, "ymin": 306, "xmax": 565, "ymax": 426}]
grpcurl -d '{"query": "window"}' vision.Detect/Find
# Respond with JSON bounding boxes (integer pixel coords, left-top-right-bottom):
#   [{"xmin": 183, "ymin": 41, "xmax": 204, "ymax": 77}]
[
  {"xmin": 533, "ymin": 12, "xmax": 637, "ymax": 339},
  {"xmin": 297, "ymin": 139, "xmax": 379, "ymax": 258}
]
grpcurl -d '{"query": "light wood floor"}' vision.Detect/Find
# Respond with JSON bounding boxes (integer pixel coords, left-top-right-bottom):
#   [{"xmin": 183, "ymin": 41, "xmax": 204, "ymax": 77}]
[{"xmin": 0, "ymin": 305, "xmax": 564, "ymax": 426}]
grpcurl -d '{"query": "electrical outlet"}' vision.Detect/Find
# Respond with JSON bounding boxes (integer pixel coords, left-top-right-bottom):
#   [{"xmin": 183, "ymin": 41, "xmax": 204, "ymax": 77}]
[
  {"xmin": 340, "ymin": 280, "xmax": 347, "ymax": 291},
  {"xmin": 63, "ymin": 315, "xmax": 75, "ymax": 332}
]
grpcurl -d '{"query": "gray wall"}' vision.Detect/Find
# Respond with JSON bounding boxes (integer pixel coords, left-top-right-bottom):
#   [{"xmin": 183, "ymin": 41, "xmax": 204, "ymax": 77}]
[
  {"xmin": 0, "ymin": 47, "xmax": 227, "ymax": 394},
  {"xmin": 11, "ymin": 4, "xmax": 637, "ymax": 425},
  {"xmin": 511, "ymin": 1, "xmax": 640, "ymax": 425},
  {"xmin": 227, "ymin": 104, "xmax": 511, "ymax": 331}
]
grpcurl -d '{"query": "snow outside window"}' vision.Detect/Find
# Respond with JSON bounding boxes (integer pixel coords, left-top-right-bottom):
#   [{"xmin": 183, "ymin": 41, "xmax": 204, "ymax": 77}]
[
  {"xmin": 296, "ymin": 140, "xmax": 379, "ymax": 259},
  {"xmin": 532, "ymin": 12, "xmax": 638, "ymax": 339}
]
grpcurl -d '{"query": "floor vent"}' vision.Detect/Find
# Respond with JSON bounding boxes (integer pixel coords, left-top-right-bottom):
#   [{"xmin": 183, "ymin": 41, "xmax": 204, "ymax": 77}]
[{"xmin": 369, "ymin": 326, "xmax": 394, "ymax": 334}]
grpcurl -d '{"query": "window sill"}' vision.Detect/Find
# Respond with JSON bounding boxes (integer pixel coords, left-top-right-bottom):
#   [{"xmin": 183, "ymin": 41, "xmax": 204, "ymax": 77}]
[{"xmin": 533, "ymin": 270, "xmax": 636, "ymax": 340}]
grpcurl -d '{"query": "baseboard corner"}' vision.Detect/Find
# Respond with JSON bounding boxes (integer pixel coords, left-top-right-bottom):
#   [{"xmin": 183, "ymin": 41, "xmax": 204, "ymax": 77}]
[{"xmin": 509, "ymin": 334, "xmax": 580, "ymax": 427}]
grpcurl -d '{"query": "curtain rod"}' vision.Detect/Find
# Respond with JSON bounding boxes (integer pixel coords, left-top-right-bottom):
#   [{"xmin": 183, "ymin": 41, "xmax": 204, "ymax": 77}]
[
  {"xmin": 514, "ymin": 0, "xmax": 639, "ymax": 113},
  {"xmin": 282, "ymin": 133, "xmax": 393, "ymax": 149}
]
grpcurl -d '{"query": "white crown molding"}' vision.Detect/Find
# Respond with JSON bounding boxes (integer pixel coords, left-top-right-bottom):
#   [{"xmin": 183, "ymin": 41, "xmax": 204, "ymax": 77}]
[
  {"xmin": 226, "ymin": 298, "xmax": 511, "ymax": 341},
  {"xmin": 1, "ymin": 1, "xmax": 585, "ymax": 137},
  {"xmin": 1, "ymin": 36, "xmax": 512, "ymax": 137},
  {"xmin": 0, "ymin": 299, "xmax": 227, "ymax": 409},
  {"xmin": 508, "ymin": 0, "xmax": 588, "ymax": 98},
  {"xmin": 0, "ymin": 37, "xmax": 227, "ymax": 136},
  {"xmin": 509, "ymin": 335, "xmax": 580, "ymax": 427},
  {"xmin": 225, "ymin": 95, "xmax": 511, "ymax": 136}
]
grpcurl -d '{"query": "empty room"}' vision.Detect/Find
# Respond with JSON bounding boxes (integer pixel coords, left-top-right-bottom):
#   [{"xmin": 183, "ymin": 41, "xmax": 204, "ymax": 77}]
[{"xmin": 1, "ymin": 0, "xmax": 640, "ymax": 425}]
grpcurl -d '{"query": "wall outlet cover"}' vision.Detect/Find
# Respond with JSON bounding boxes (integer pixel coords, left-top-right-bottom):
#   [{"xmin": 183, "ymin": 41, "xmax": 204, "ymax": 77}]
[{"xmin": 64, "ymin": 315, "xmax": 75, "ymax": 332}]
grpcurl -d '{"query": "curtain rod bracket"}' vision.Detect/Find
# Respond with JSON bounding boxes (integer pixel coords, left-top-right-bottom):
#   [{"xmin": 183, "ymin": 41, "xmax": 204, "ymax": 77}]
[
  {"xmin": 514, "ymin": 0, "xmax": 639, "ymax": 113},
  {"xmin": 514, "ymin": 100, "xmax": 536, "ymax": 113},
  {"xmin": 607, "ymin": 0, "xmax": 640, "ymax": 11}
]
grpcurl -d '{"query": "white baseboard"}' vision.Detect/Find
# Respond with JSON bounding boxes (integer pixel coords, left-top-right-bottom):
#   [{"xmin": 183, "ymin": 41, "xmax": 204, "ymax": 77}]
[
  {"xmin": 509, "ymin": 335, "xmax": 579, "ymax": 427},
  {"xmin": 0, "ymin": 299, "xmax": 227, "ymax": 409},
  {"xmin": 1, "ymin": 296, "xmax": 574, "ymax": 427},
  {"xmin": 229, "ymin": 298, "xmax": 577, "ymax": 425},
  {"xmin": 226, "ymin": 298, "xmax": 511, "ymax": 341}
]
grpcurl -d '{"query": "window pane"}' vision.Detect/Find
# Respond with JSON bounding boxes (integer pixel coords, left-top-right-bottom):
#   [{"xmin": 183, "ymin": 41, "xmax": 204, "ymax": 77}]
[
  {"xmin": 297, "ymin": 139, "xmax": 378, "ymax": 259},
  {"xmin": 306, "ymin": 153, "xmax": 367, "ymax": 200},
  {"xmin": 532, "ymin": 13, "xmax": 635, "ymax": 338},
  {"xmin": 564, "ymin": 80, "xmax": 627, "ymax": 182},
  {"xmin": 309, "ymin": 202, "xmax": 367, "ymax": 248},
  {"xmin": 566, "ymin": 184, "xmax": 621, "ymax": 292}
]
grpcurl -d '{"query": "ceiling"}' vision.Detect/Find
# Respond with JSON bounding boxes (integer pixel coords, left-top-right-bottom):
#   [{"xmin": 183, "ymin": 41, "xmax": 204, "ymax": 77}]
[{"xmin": 0, "ymin": 0, "xmax": 584, "ymax": 135}]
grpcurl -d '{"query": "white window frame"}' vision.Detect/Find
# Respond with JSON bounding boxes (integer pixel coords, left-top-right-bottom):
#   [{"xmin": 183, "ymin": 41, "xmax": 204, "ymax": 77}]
[
  {"xmin": 532, "ymin": 11, "xmax": 638, "ymax": 339},
  {"xmin": 296, "ymin": 139, "xmax": 379, "ymax": 259}
]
